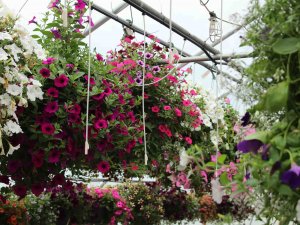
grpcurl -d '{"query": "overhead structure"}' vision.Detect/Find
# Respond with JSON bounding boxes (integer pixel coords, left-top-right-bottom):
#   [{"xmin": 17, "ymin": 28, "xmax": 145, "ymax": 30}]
[{"xmin": 83, "ymin": 2, "xmax": 128, "ymax": 37}]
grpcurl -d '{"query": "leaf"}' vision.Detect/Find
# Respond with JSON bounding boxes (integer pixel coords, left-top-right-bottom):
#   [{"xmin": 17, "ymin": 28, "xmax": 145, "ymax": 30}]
[
  {"xmin": 245, "ymin": 131, "xmax": 269, "ymax": 143},
  {"xmin": 273, "ymin": 38, "xmax": 300, "ymax": 55},
  {"xmin": 278, "ymin": 185, "xmax": 294, "ymax": 196},
  {"xmin": 217, "ymin": 154, "xmax": 227, "ymax": 164},
  {"xmin": 71, "ymin": 71, "xmax": 85, "ymax": 81},
  {"xmin": 220, "ymin": 172, "xmax": 230, "ymax": 186},
  {"xmin": 256, "ymin": 81, "xmax": 289, "ymax": 113},
  {"xmin": 205, "ymin": 162, "xmax": 216, "ymax": 168}
]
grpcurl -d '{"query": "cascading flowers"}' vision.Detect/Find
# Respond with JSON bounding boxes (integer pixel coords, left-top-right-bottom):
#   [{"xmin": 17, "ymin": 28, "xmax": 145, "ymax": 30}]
[{"xmin": 0, "ymin": 1, "xmax": 45, "ymax": 155}]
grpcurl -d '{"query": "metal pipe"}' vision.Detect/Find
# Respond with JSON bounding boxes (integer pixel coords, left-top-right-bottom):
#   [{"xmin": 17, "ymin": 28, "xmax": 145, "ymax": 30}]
[
  {"xmin": 159, "ymin": 53, "xmax": 251, "ymax": 64},
  {"xmin": 177, "ymin": 23, "xmax": 246, "ymax": 69},
  {"xmin": 84, "ymin": 2, "xmax": 128, "ymax": 37},
  {"xmin": 123, "ymin": 0, "xmax": 217, "ymax": 63}
]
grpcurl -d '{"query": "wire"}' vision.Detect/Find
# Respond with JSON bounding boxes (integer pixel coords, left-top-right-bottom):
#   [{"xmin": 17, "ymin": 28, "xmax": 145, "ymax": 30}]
[
  {"xmin": 130, "ymin": 6, "xmax": 134, "ymax": 23},
  {"xmin": 84, "ymin": 0, "xmax": 92, "ymax": 155},
  {"xmin": 142, "ymin": 14, "xmax": 148, "ymax": 165},
  {"xmin": 200, "ymin": 0, "xmax": 210, "ymax": 5},
  {"xmin": 169, "ymin": 0, "xmax": 172, "ymax": 49},
  {"xmin": 16, "ymin": 0, "xmax": 30, "ymax": 17}
]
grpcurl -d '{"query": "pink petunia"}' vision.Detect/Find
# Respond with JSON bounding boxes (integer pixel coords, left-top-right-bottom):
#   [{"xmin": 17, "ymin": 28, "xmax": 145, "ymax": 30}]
[
  {"xmin": 96, "ymin": 53, "xmax": 104, "ymax": 61},
  {"xmin": 163, "ymin": 105, "xmax": 171, "ymax": 111},
  {"xmin": 54, "ymin": 74, "xmax": 69, "ymax": 88},
  {"xmin": 97, "ymin": 161, "xmax": 110, "ymax": 173},
  {"xmin": 39, "ymin": 68, "xmax": 51, "ymax": 78},
  {"xmin": 185, "ymin": 137, "xmax": 192, "ymax": 145},
  {"xmin": 84, "ymin": 75, "xmax": 96, "ymax": 86},
  {"xmin": 174, "ymin": 108, "xmax": 182, "ymax": 117},
  {"xmin": 42, "ymin": 57, "xmax": 56, "ymax": 65},
  {"xmin": 46, "ymin": 87, "xmax": 59, "ymax": 98},
  {"xmin": 75, "ymin": 0, "xmax": 86, "ymax": 11},
  {"xmin": 44, "ymin": 101, "xmax": 59, "ymax": 114},
  {"xmin": 94, "ymin": 119, "xmax": 108, "ymax": 130},
  {"xmin": 48, "ymin": 149, "xmax": 61, "ymax": 163},
  {"xmin": 41, "ymin": 122, "xmax": 55, "ymax": 135},
  {"xmin": 151, "ymin": 106, "xmax": 160, "ymax": 113},
  {"xmin": 182, "ymin": 99, "xmax": 192, "ymax": 107}
]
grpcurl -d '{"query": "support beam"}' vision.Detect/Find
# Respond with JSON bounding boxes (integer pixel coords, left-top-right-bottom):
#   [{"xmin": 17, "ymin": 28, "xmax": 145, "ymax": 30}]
[
  {"xmin": 123, "ymin": 0, "xmax": 217, "ymax": 62},
  {"xmin": 177, "ymin": 24, "xmax": 246, "ymax": 69},
  {"xmin": 84, "ymin": 3, "xmax": 128, "ymax": 37},
  {"xmin": 159, "ymin": 53, "xmax": 251, "ymax": 64}
]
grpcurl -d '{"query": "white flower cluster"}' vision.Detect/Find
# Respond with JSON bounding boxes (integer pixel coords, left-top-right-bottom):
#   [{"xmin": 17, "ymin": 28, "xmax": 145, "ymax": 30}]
[{"xmin": 0, "ymin": 2, "xmax": 45, "ymax": 155}]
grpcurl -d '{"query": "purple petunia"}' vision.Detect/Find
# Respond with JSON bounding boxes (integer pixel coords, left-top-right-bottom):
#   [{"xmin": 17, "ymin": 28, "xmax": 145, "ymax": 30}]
[
  {"xmin": 145, "ymin": 52, "xmax": 153, "ymax": 59},
  {"xmin": 237, "ymin": 139, "xmax": 264, "ymax": 154},
  {"xmin": 152, "ymin": 65, "xmax": 161, "ymax": 74},
  {"xmin": 281, "ymin": 164, "xmax": 300, "ymax": 189},
  {"xmin": 51, "ymin": 29, "xmax": 62, "ymax": 39}
]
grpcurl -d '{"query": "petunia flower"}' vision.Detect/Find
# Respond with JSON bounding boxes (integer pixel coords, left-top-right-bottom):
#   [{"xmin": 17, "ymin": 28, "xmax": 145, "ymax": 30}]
[
  {"xmin": 46, "ymin": 87, "xmax": 59, "ymax": 98},
  {"xmin": 185, "ymin": 137, "xmax": 192, "ymax": 145},
  {"xmin": 75, "ymin": 0, "xmax": 86, "ymax": 11},
  {"xmin": 96, "ymin": 53, "xmax": 104, "ymax": 61},
  {"xmin": 94, "ymin": 119, "xmax": 108, "ymax": 130},
  {"xmin": 241, "ymin": 112, "xmax": 251, "ymax": 126},
  {"xmin": 164, "ymin": 105, "xmax": 171, "ymax": 111},
  {"xmin": 281, "ymin": 164, "xmax": 300, "ymax": 189},
  {"xmin": 28, "ymin": 16, "xmax": 37, "ymax": 24},
  {"xmin": 145, "ymin": 52, "xmax": 153, "ymax": 59},
  {"xmin": 31, "ymin": 183, "xmax": 44, "ymax": 197},
  {"xmin": 39, "ymin": 67, "xmax": 51, "ymax": 78},
  {"xmin": 13, "ymin": 185, "xmax": 27, "ymax": 198},
  {"xmin": 174, "ymin": 108, "xmax": 182, "ymax": 117},
  {"xmin": 54, "ymin": 74, "xmax": 69, "ymax": 88},
  {"xmin": 237, "ymin": 139, "xmax": 264, "ymax": 154},
  {"xmin": 51, "ymin": 29, "xmax": 61, "ymax": 39},
  {"xmin": 42, "ymin": 57, "xmax": 56, "ymax": 65},
  {"xmin": 31, "ymin": 150, "xmax": 45, "ymax": 168},
  {"xmin": 44, "ymin": 101, "xmax": 59, "ymax": 113},
  {"xmin": 48, "ymin": 149, "xmax": 61, "ymax": 163},
  {"xmin": 151, "ymin": 106, "xmax": 160, "ymax": 113},
  {"xmin": 41, "ymin": 122, "xmax": 55, "ymax": 135},
  {"xmin": 152, "ymin": 65, "xmax": 161, "ymax": 74},
  {"xmin": 97, "ymin": 161, "xmax": 110, "ymax": 173}
]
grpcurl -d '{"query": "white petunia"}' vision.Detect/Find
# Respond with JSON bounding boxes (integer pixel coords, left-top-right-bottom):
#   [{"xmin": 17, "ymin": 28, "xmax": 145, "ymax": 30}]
[
  {"xmin": 5, "ymin": 44, "xmax": 22, "ymax": 62},
  {"xmin": 0, "ymin": 93, "xmax": 11, "ymax": 106},
  {"xmin": 0, "ymin": 77, "xmax": 4, "ymax": 84},
  {"xmin": 7, "ymin": 143, "xmax": 20, "ymax": 155},
  {"xmin": 18, "ymin": 97, "xmax": 28, "ymax": 107},
  {"xmin": 0, "ymin": 32, "xmax": 12, "ymax": 41},
  {"xmin": 0, "ymin": 47, "xmax": 8, "ymax": 61},
  {"xmin": 17, "ymin": 73, "xmax": 29, "ymax": 83},
  {"xmin": 6, "ymin": 84, "xmax": 22, "ymax": 96},
  {"xmin": 211, "ymin": 178, "xmax": 224, "ymax": 204},
  {"xmin": 27, "ymin": 85, "xmax": 43, "ymax": 101},
  {"xmin": 13, "ymin": 23, "xmax": 29, "ymax": 37},
  {"xmin": 3, "ymin": 120, "xmax": 22, "ymax": 136},
  {"xmin": 30, "ymin": 79, "xmax": 42, "ymax": 86},
  {"xmin": 178, "ymin": 148, "xmax": 192, "ymax": 171}
]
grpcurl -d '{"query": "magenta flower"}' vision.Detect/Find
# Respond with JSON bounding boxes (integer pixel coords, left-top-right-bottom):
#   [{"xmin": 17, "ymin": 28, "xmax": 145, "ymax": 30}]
[
  {"xmin": 68, "ymin": 113, "xmax": 81, "ymax": 123},
  {"xmin": 46, "ymin": 87, "xmax": 59, "ymax": 98},
  {"xmin": 44, "ymin": 101, "xmax": 59, "ymax": 113},
  {"xmin": 182, "ymin": 99, "xmax": 192, "ymax": 107},
  {"xmin": 75, "ymin": 0, "xmax": 86, "ymax": 11},
  {"xmin": 52, "ymin": 174, "xmax": 65, "ymax": 186},
  {"xmin": 7, "ymin": 160, "xmax": 22, "ymax": 174},
  {"xmin": 39, "ymin": 67, "xmax": 51, "ymax": 78},
  {"xmin": 68, "ymin": 104, "xmax": 81, "ymax": 114},
  {"xmin": 97, "ymin": 161, "xmax": 110, "ymax": 173},
  {"xmin": 28, "ymin": 16, "xmax": 37, "ymax": 24},
  {"xmin": 164, "ymin": 105, "xmax": 171, "ymax": 111},
  {"xmin": 151, "ymin": 106, "xmax": 160, "ymax": 113},
  {"xmin": 94, "ymin": 119, "xmax": 108, "ymax": 130},
  {"xmin": 48, "ymin": 149, "xmax": 61, "ymax": 163},
  {"xmin": 84, "ymin": 75, "xmax": 96, "ymax": 86},
  {"xmin": 104, "ymin": 87, "xmax": 113, "ymax": 96},
  {"xmin": 85, "ymin": 16, "xmax": 94, "ymax": 27},
  {"xmin": 42, "ymin": 57, "xmax": 56, "ymax": 65},
  {"xmin": 66, "ymin": 64, "xmax": 74, "ymax": 71},
  {"xmin": 96, "ymin": 53, "xmax": 104, "ymax": 61},
  {"xmin": 54, "ymin": 74, "xmax": 69, "ymax": 88},
  {"xmin": 51, "ymin": 29, "xmax": 62, "ymax": 39},
  {"xmin": 0, "ymin": 176, "xmax": 9, "ymax": 185},
  {"xmin": 31, "ymin": 150, "xmax": 45, "ymax": 168},
  {"xmin": 41, "ymin": 122, "xmax": 55, "ymax": 135},
  {"xmin": 174, "ymin": 108, "xmax": 182, "ymax": 117},
  {"xmin": 48, "ymin": 0, "xmax": 59, "ymax": 8},
  {"xmin": 185, "ymin": 137, "xmax": 192, "ymax": 145}
]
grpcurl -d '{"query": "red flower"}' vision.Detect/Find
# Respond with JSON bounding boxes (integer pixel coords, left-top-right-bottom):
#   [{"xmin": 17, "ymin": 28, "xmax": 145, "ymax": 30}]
[
  {"xmin": 185, "ymin": 137, "xmax": 193, "ymax": 145},
  {"xmin": 39, "ymin": 68, "xmax": 51, "ymax": 78},
  {"xmin": 46, "ymin": 87, "xmax": 59, "ymax": 98},
  {"xmin": 97, "ymin": 161, "xmax": 110, "ymax": 173},
  {"xmin": 31, "ymin": 184, "xmax": 44, "ymax": 197},
  {"xmin": 151, "ymin": 106, "xmax": 160, "ymax": 113},
  {"xmin": 54, "ymin": 74, "xmax": 69, "ymax": 88},
  {"xmin": 44, "ymin": 101, "xmax": 59, "ymax": 113},
  {"xmin": 94, "ymin": 119, "xmax": 108, "ymax": 130},
  {"xmin": 96, "ymin": 53, "xmax": 104, "ymax": 61},
  {"xmin": 41, "ymin": 122, "xmax": 55, "ymax": 135},
  {"xmin": 84, "ymin": 75, "xmax": 96, "ymax": 86}
]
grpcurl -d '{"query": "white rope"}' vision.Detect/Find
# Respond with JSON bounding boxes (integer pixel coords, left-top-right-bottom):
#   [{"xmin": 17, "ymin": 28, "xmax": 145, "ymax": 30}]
[
  {"xmin": 169, "ymin": 0, "xmax": 172, "ymax": 49},
  {"xmin": 84, "ymin": 0, "xmax": 92, "ymax": 155},
  {"xmin": 142, "ymin": 14, "xmax": 148, "ymax": 165},
  {"xmin": 62, "ymin": 0, "xmax": 68, "ymax": 27},
  {"xmin": 214, "ymin": 0, "xmax": 223, "ymax": 176}
]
